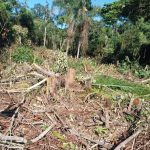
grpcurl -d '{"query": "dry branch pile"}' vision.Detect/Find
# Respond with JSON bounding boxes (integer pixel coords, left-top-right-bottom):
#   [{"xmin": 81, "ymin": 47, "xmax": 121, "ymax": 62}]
[{"xmin": 0, "ymin": 62, "xmax": 149, "ymax": 150}]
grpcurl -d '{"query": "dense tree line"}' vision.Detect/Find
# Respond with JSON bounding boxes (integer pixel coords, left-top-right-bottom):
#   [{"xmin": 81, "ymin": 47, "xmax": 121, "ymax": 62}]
[{"xmin": 0, "ymin": 0, "xmax": 150, "ymax": 65}]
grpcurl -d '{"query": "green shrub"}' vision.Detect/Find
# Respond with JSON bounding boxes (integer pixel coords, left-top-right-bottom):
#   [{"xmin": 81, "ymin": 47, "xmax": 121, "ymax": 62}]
[
  {"xmin": 53, "ymin": 51, "xmax": 68, "ymax": 73},
  {"xmin": 34, "ymin": 57, "xmax": 43, "ymax": 64},
  {"xmin": 118, "ymin": 57, "xmax": 150, "ymax": 79},
  {"xmin": 12, "ymin": 46, "xmax": 34, "ymax": 63},
  {"xmin": 134, "ymin": 67, "xmax": 150, "ymax": 79}
]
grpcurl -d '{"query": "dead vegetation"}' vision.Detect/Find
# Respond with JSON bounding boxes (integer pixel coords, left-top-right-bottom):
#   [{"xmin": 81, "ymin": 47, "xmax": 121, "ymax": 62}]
[{"xmin": 0, "ymin": 50, "xmax": 149, "ymax": 150}]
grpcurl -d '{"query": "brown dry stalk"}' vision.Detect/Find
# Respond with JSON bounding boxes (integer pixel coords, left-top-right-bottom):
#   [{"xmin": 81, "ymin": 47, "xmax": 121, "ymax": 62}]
[
  {"xmin": 114, "ymin": 128, "xmax": 143, "ymax": 150},
  {"xmin": 30, "ymin": 124, "xmax": 55, "ymax": 143}
]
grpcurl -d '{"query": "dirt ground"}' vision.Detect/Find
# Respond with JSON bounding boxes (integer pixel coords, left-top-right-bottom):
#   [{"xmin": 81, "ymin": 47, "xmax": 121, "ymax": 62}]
[{"xmin": 0, "ymin": 60, "xmax": 149, "ymax": 150}]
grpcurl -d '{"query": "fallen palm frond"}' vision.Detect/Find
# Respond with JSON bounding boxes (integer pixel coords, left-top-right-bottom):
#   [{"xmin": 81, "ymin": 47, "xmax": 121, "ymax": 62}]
[{"xmin": 94, "ymin": 75, "xmax": 150, "ymax": 98}]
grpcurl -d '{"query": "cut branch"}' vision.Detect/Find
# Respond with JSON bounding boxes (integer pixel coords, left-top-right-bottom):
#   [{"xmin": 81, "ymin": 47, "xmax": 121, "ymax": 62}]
[
  {"xmin": 26, "ymin": 78, "xmax": 47, "ymax": 92},
  {"xmin": 141, "ymin": 78, "xmax": 150, "ymax": 83},
  {"xmin": 114, "ymin": 128, "xmax": 143, "ymax": 150},
  {"xmin": 0, "ymin": 124, "xmax": 55, "ymax": 145},
  {"xmin": 30, "ymin": 124, "xmax": 55, "ymax": 143},
  {"xmin": 0, "ymin": 133, "xmax": 27, "ymax": 144},
  {"xmin": 5, "ymin": 96, "xmax": 26, "ymax": 135},
  {"xmin": 32, "ymin": 63, "xmax": 59, "ymax": 77}
]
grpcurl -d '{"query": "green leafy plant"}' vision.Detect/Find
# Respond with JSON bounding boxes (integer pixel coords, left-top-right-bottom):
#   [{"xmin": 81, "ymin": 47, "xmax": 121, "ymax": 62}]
[
  {"xmin": 94, "ymin": 126, "xmax": 108, "ymax": 135},
  {"xmin": 118, "ymin": 57, "xmax": 150, "ymax": 79},
  {"xmin": 41, "ymin": 124, "xmax": 49, "ymax": 130},
  {"xmin": 52, "ymin": 131, "xmax": 66, "ymax": 142},
  {"xmin": 12, "ymin": 46, "xmax": 34, "ymax": 63},
  {"xmin": 34, "ymin": 57, "xmax": 43, "ymax": 64},
  {"xmin": 63, "ymin": 142, "xmax": 78, "ymax": 150},
  {"xmin": 124, "ymin": 114, "xmax": 135, "ymax": 123}
]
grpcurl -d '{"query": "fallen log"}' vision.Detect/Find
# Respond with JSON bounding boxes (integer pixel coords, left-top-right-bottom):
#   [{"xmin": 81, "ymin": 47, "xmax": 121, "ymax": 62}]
[{"xmin": 32, "ymin": 63, "xmax": 59, "ymax": 77}]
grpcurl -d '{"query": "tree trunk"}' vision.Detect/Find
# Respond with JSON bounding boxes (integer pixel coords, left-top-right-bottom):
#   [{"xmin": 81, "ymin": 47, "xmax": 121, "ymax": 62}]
[
  {"xmin": 53, "ymin": 42, "xmax": 57, "ymax": 50},
  {"xmin": 19, "ymin": 36, "xmax": 22, "ymax": 45},
  {"xmin": 44, "ymin": 0, "xmax": 48, "ymax": 47},
  {"xmin": 77, "ymin": 41, "xmax": 81, "ymax": 59},
  {"xmin": 66, "ymin": 39, "xmax": 70, "ymax": 55},
  {"xmin": 43, "ymin": 25, "xmax": 47, "ymax": 47},
  {"xmin": 60, "ymin": 39, "xmax": 66, "ymax": 50}
]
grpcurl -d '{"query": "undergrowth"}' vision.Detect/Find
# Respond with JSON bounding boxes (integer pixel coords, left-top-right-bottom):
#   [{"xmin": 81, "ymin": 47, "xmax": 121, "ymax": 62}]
[
  {"xmin": 118, "ymin": 58, "xmax": 150, "ymax": 79},
  {"xmin": 68, "ymin": 57, "xmax": 98, "ymax": 74},
  {"xmin": 68, "ymin": 56, "xmax": 149, "ymax": 99},
  {"xmin": 12, "ymin": 46, "xmax": 43, "ymax": 64}
]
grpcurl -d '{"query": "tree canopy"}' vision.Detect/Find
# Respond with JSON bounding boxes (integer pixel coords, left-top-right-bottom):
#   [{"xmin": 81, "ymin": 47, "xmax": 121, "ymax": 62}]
[{"xmin": 0, "ymin": 0, "xmax": 150, "ymax": 65}]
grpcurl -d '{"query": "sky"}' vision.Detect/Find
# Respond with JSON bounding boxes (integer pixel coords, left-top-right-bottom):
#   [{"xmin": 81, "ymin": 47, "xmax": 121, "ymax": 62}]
[{"xmin": 19, "ymin": 0, "xmax": 116, "ymax": 8}]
